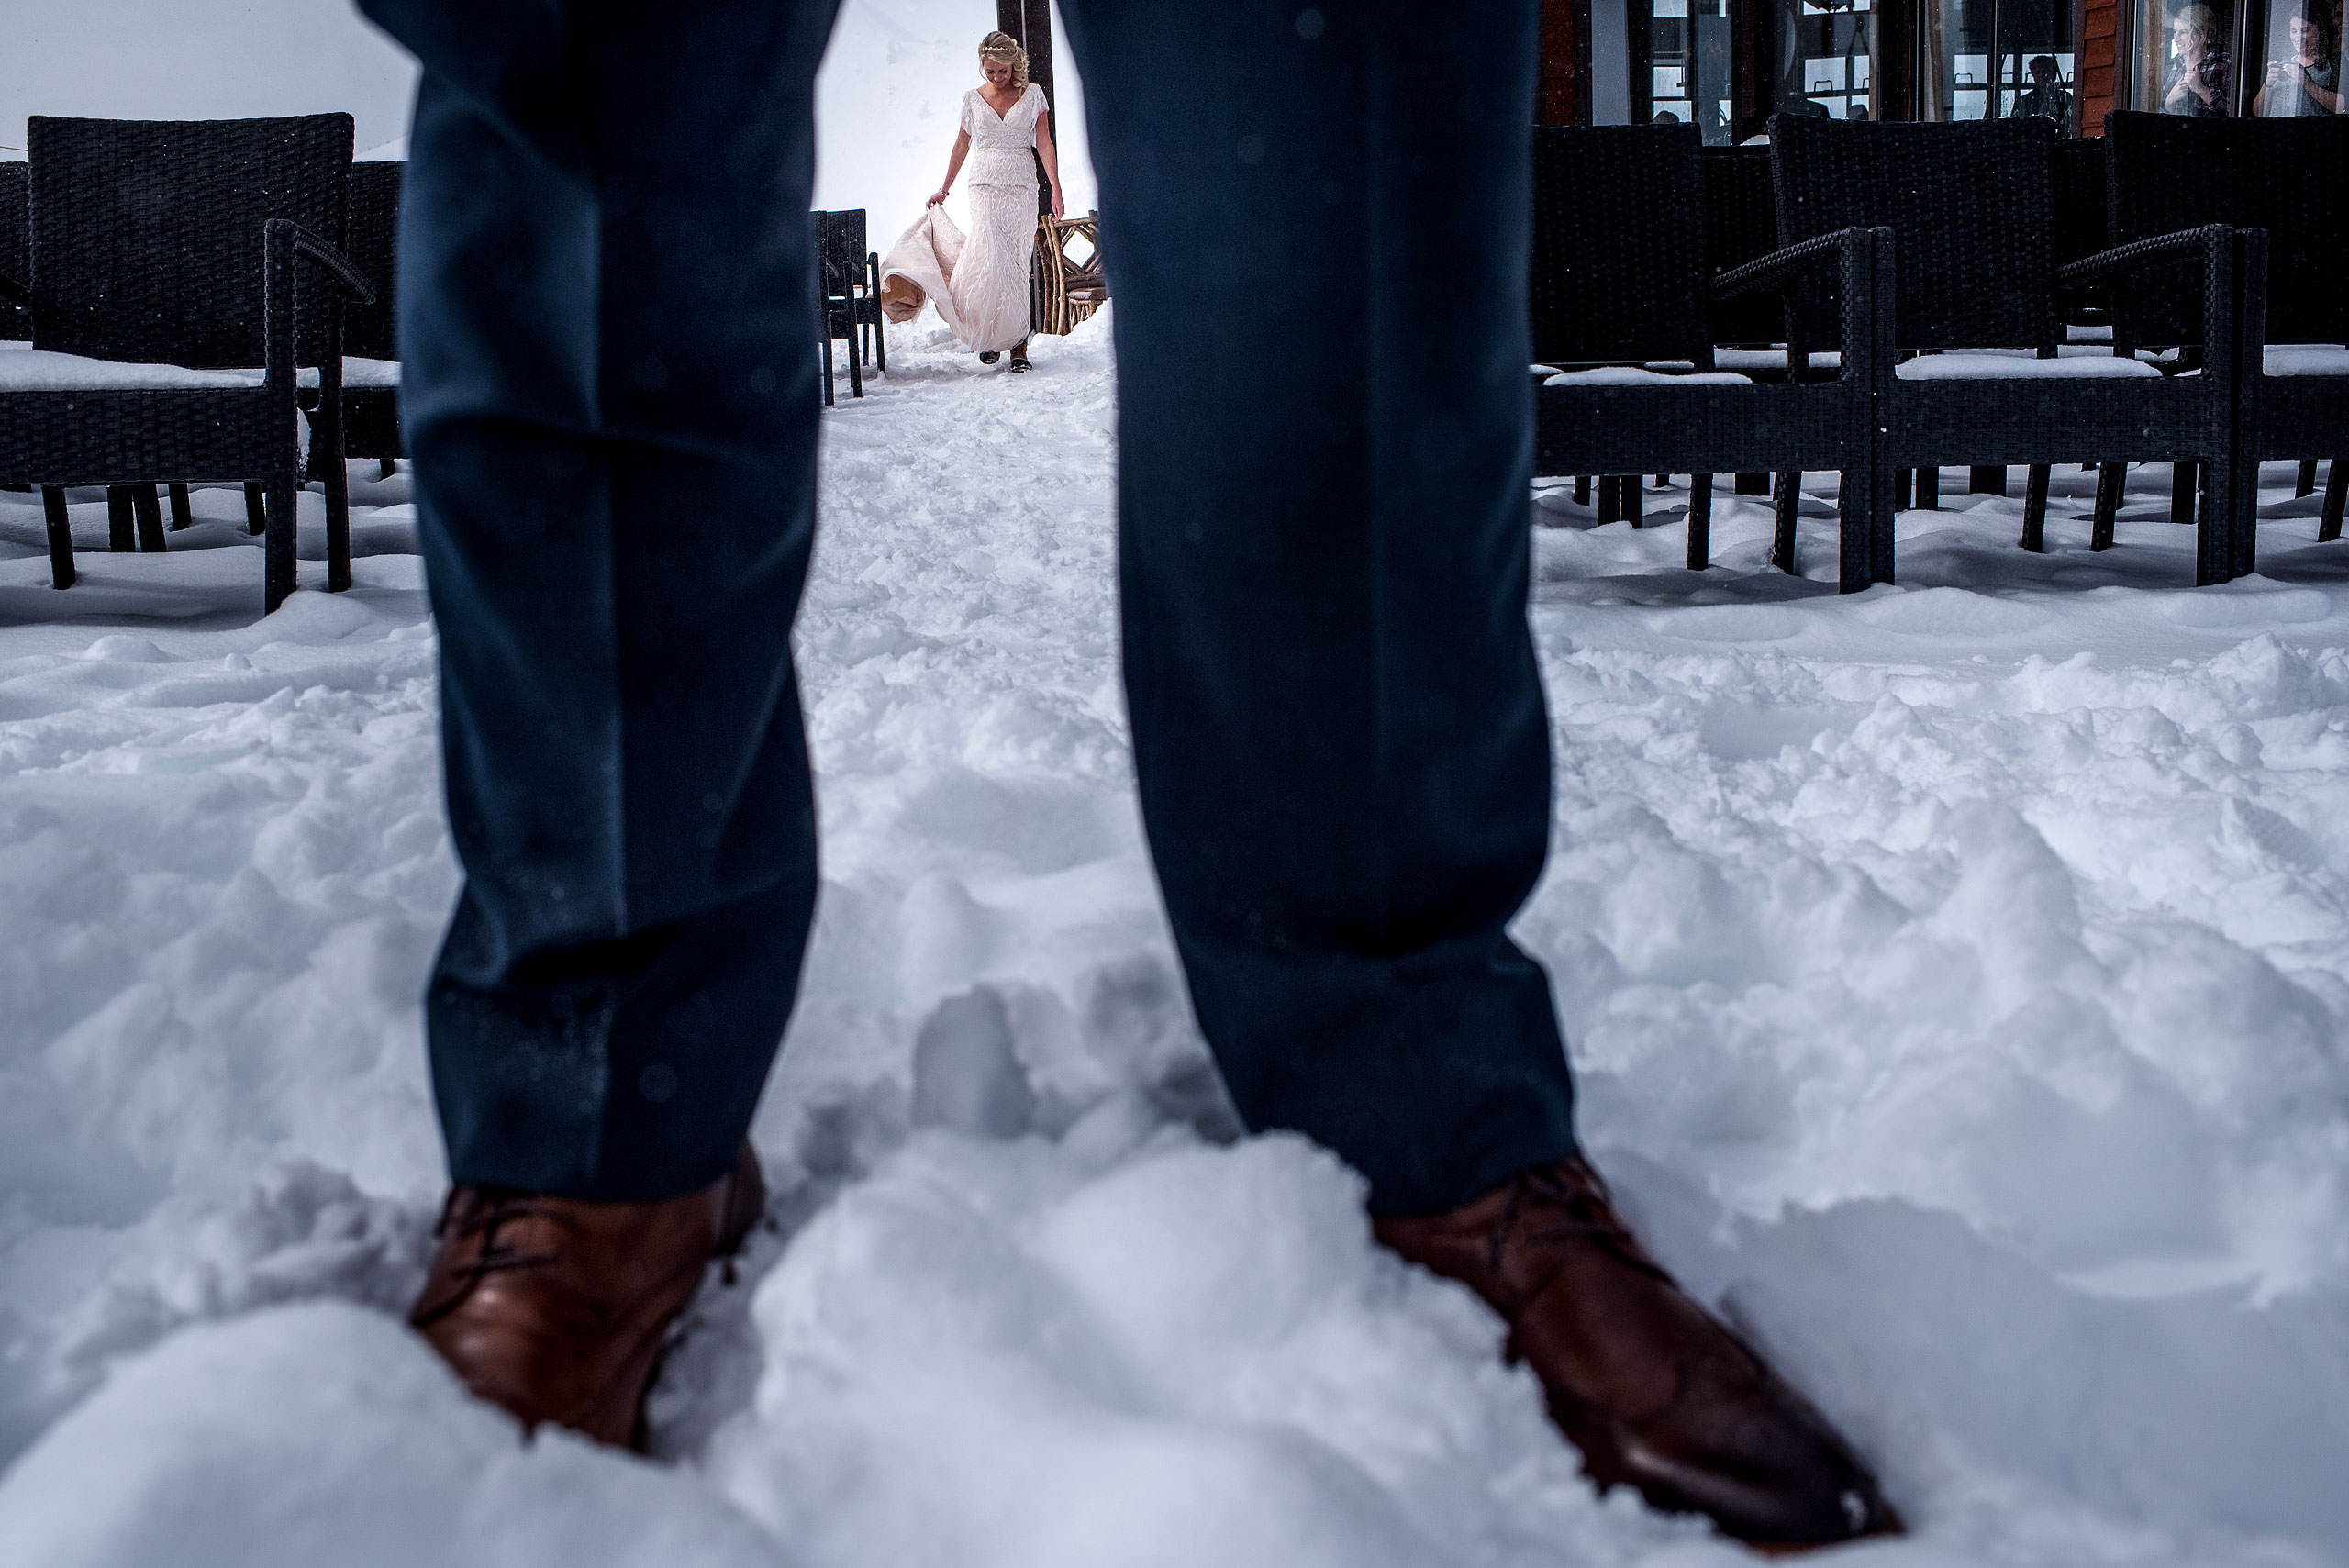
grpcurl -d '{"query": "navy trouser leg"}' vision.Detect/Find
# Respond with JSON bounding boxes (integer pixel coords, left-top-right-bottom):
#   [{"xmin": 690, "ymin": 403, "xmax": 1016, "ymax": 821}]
[
  {"xmin": 362, "ymin": 0, "xmax": 840, "ymax": 1200},
  {"xmin": 1058, "ymin": 0, "xmax": 1578, "ymax": 1215}
]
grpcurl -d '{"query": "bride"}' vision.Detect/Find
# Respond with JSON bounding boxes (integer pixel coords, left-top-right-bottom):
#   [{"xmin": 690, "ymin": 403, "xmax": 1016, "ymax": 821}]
[{"xmin": 879, "ymin": 32, "xmax": 1067, "ymax": 373}]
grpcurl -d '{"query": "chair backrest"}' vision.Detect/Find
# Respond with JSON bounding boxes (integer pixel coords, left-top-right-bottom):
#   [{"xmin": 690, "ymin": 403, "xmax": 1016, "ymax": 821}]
[
  {"xmin": 1530, "ymin": 124, "xmax": 1710, "ymax": 367},
  {"xmin": 27, "ymin": 114, "xmax": 352, "ymax": 369},
  {"xmin": 2106, "ymin": 110, "xmax": 2348, "ymax": 347},
  {"xmin": 1698, "ymin": 142, "xmax": 1779, "ymax": 346},
  {"xmin": 1033, "ymin": 213, "xmax": 1106, "ymax": 337},
  {"xmin": 814, "ymin": 208, "xmax": 867, "ymax": 301},
  {"xmin": 0, "ymin": 161, "xmax": 27, "ymax": 340},
  {"xmin": 1771, "ymin": 115, "xmax": 2061, "ymax": 352},
  {"xmin": 344, "ymin": 159, "xmax": 401, "ymax": 361},
  {"xmin": 2050, "ymin": 137, "xmax": 2109, "ymax": 272}
]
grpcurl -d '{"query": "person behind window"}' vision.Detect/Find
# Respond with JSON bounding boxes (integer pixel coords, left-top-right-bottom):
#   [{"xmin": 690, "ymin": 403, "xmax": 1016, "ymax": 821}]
[
  {"xmin": 2254, "ymin": 6, "xmax": 2343, "ymax": 112},
  {"xmin": 1653, "ymin": 107, "xmax": 1683, "ymax": 123},
  {"xmin": 2018, "ymin": 55, "xmax": 2074, "ymax": 124},
  {"xmin": 2164, "ymin": 3, "xmax": 2234, "ymax": 114}
]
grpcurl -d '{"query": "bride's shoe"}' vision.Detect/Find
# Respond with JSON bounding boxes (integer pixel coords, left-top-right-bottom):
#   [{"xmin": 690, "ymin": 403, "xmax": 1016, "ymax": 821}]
[
  {"xmin": 1008, "ymin": 352, "xmax": 1030, "ymax": 373},
  {"xmin": 978, "ymin": 351, "xmax": 1000, "ymax": 364}
]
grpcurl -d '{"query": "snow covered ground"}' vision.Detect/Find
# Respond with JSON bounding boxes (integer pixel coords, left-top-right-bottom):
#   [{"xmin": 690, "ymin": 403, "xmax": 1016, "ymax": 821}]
[{"xmin": 1, "ymin": 313, "xmax": 2346, "ymax": 1567}]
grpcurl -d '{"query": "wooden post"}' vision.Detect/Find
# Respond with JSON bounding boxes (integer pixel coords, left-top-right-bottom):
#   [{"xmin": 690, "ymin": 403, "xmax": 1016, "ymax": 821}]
[
  {"xmin": 1877, "ymin": 0, "xmax": 1918, "ymax": 123},
  {"xmin": 1538, "ymin": 0, "xmax": 1591, "ymax": 124},
  {"xmin": 1732, "ymin": 0, "xmax": 1774, "ymax": 140},
  {"xmin": 997, "ymin": 0, "xmax": 1058, "ymax": 213}
]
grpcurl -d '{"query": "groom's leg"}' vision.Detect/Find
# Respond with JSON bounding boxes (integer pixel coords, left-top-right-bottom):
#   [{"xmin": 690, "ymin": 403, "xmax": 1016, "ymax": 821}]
[
  {"xmin": 1058, "ymin": 10, "xmax": 1905, "ymax": 1545},
  {"xmin": 367, "ymin": 0, "xmax": 841, "ymax": 1200},
  {"xmin": 1057, "ymin": 0, "xmax": 1576, "ymax": 1216}
]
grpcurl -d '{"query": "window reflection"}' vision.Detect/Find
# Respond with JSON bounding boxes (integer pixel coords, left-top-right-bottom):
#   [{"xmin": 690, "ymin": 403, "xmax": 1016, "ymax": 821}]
[
  {"xmin": 1777, "ymin": 0, "xmax": 1879, "ymax": 124},
  {"xmin": 1648, "ymin": 0, "xmax": 1737, "ymax": 142},
  {"xmin": 1923, "ymin": 0, "xmax": 2076, "ymax": 124},
  {"xmin": 2249, "ymin": 0, "xmax": 2343, "ymax": 111}
]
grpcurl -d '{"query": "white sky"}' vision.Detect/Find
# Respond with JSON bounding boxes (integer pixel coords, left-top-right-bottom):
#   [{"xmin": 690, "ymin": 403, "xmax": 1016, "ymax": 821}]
[{"xmin": 0, "ymin": 0, "xmax": 1097, "ymax": 236}]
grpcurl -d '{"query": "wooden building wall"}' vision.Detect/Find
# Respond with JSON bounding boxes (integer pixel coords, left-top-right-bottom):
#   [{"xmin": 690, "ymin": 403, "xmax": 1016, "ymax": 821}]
[
  {"xmin": 2078, "ymin": 0, "xmax": 2122, "ymax": 130},
  {"xmin": 1539, "ymin": 0, "xmax": 1591, "ymax": 124}
]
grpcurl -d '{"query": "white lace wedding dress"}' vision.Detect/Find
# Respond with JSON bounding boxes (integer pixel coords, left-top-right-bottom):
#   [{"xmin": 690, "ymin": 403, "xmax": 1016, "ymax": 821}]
[{"xmin": 878, "ymin": 83, "xmax": 1043, "ymax": 353}]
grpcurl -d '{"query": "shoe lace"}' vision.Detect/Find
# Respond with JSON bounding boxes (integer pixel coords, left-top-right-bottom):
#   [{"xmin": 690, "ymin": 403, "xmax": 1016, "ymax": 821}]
[
  {"xmin": 441, "ymin": 1193, "xmax": 573, "ymax": 1280},
  {"xmin": 1489, "ymin": 1160, "xmax": 1670, "ymax": 1282}
]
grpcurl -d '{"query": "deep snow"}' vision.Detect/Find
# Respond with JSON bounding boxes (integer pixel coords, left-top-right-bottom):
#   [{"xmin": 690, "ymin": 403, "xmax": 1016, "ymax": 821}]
[{"xmin": 1, "ymin": 313, "xmax": 2346, "ymax": 1567}]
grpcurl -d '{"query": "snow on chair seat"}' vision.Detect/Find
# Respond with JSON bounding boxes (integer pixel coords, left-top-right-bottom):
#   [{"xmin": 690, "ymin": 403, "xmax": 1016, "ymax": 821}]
[
  {"xmin": 1542, "ymin": 366, "xmax": 1752, "ymax": 387},
  {"xmin": 2265, "ymin": 346, "xmax": 2349, "ymax": 377},
  {"xmin": 1895, "ymin": 350, "xmax": 2161, "ymax": 380},
  {"xmin": 1711, "ymin": 348, "xmax": 1841, "ymax": 374},
  {"xmin": 0, "ymin": 350, "xmax": 268, "ymax": 390},
  {"xmin": 0, "ymin": 351, "xmax": 400, "ymax": 392}
]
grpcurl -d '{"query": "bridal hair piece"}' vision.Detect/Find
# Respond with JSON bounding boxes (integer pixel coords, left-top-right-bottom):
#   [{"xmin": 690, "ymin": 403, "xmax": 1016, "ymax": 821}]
[{"xmin": 978, "ymin": 30, "xmax": 1030, "ymax": 91}]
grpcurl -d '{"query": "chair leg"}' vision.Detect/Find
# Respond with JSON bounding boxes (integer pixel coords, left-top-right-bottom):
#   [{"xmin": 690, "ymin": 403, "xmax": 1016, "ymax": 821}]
[
  {"xmin": 264, "ymin": 463, "xmax": 298, "ymax": 613},
  {"xmin": 1969, "ymin": 464, "xmax": 2009, "ymax": 496},
  {"xmin": 1893, "ymin": 467, "xmax": 1913, "ymax": 510},
  {"xmin": 2019, "ymin": 463, "xmax": 2051, "ymax": 552},
  {"xmin": 1687, "ymin": 473, "xmax": 1713, "ymax": 569},
  {"xmin": 42, "ymin": 485, "xmax": 73, "ymax": 589},
  {"xmin": 1735, "ymin": 471, "xmax": 1769, "ymax": 496},
  {"xmin": 106, "ymin": 485, "xmax": 137, "ymax": 551},
  {"xmin": 1836, "ymin": 465, "xmax": 1878, "ymax": 592},
  {"xmin": 820, "ymin": 332, "xmax": 835, "ymax": 407},
  {"xmin": 325, "ymin": 456, "xmax": 352, "ymax": 595},
  {"xmin": 245, "ymin": 482, "xmax": 267, "ymax": 536},
  {"xmin": 380, "ymin": 457, "xmax": 397, "ymax": 481},
  {"xmin": 846, "ymin": 329, "xmax": 863, "ymax": 398},
  {"xmin": 1653, "ymin": 473, "xmax": 1668, "ymax": 487},
  {"xmin": 2091, "ymin": 462, "xmax": 2124, "ymax": 550},
  {"xmin": 1625, "ymin": 477, "xmax": 1644, "ymax": 529},
  {"xmin": 131, "ymin": 485, "xmax": 167, "ymax": 551},
  {"xmin": 2321, "ymin": 460, "xmax": 2347, "ymax": 543},
  {"xmin": 2221, "ymin": 445, "xmax": 2259, "ymax": 583},
  {"xmin": 1573, "ymin": 475, "xmax": 1591, "ymax": 506},
  {"xmin": 2298, "ymin": 457, "xmax": 2319, "ymax": 497},
  {"xmin": 1868, "ymin": 462, "xmax": 1898, "ymax": 587},
  {"xmin": 317, "ymin": 378, "xmax": 351, "ymax": 595},
  {"xmin": 2171, "ymin": 461, "xmax": 2198, "ymax": 527},
  {"xmin": 1772, "ymin": 472, "xmax": 1800, "ymax": 574},
  {"xmin": 1915, "ymin": 465, "xmax": 1941, "ymax": 511},
  {"xmin": 168, "ymin": 482, "xmax": 194, "ymax": 531},
  {"xmin": 2194, "ymin": 450, "xmax": 2256, "ymax": 586}
]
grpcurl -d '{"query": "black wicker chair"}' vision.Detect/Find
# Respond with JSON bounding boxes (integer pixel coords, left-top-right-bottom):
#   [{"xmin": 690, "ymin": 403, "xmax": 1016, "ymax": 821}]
[
  {"xmin": 335, "ymin": 158, "xmax": 403, "ymax": 478},
  {"xmin": 2107, "ymin": 110, "xmax": 2349, "ymax": 562},
  {"xmin": 814, "ymin": 207, "xmax": 884, "ymax": 405},
  {"xmin": 0, "ymin": 161, "xmax": 27, "ymax": 343},
  {"xmin": 0, "ymin": 115, "xmax": 372, "ymax": 609},
  {"xmin": 1699, "ymin": 141, "xmax": 1818, "ymax": 503},
  {"xmin": 1532, "ymin": 124, "xmax": 1891, "ymax": 589},
  {"xmin": 1770, "ymin": 115, "xmax": 2257, "ymax": 584}
]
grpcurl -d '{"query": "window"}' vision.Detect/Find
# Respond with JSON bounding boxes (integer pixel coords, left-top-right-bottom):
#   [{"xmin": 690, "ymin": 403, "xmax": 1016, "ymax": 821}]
[
  {"xmin": 1647, "ymin": 0, "xmax": 1738, "ymax": 141},
  {"xmin": 1923, "ymin": 0, "xmax": 2076, "ymax": 125},
  {"xmin": 2246, "ymin": 0, "xmax": 2344, "ymax": 113},
  {"xmin": 1777, "ymin": 0, "xmax": 1881, "ymax": 122}
]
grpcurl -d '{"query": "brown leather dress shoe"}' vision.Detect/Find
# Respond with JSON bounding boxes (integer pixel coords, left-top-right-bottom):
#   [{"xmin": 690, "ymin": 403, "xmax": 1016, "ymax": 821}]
[
  {"xmin": 1375, "ymin": 1155, "xmax": 1900, "ymax": 1551},
  {"xmin": 408, "ymin": 1145, "xmax": 765, "ymax": 1449}
]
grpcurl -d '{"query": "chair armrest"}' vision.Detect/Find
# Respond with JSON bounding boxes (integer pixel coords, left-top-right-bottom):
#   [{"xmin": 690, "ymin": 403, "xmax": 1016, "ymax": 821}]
[
  {"xmin": 0, "ymin": 269, "xmax": 29, "ymax": 308},
  {"xmin": 266, "ymin": 218, "xmax": 376, "ymax": 305},
  {"xmin": 2060, "ymin": 224, "xmax": 2253, "ymax": 361},
  {"xmin": 2055, "ymin": 224, "xmax": 2232, "ymax": 287},
  {"xmin": 1710, "ymin": 228, "xmax": 1870, "ymax": 300},
  {"xmin": 262, "ymin": 219, "xmax": 377, "ymax": 401}
]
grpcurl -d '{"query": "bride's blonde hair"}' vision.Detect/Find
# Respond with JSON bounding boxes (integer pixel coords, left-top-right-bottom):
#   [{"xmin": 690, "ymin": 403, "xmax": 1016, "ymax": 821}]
[{"xmin": 978, "ymin": 30, "xmax": 1030, "ymax": 91}]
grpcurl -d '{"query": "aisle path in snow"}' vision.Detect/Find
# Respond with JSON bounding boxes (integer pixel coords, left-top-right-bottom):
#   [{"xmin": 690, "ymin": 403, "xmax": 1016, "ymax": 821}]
[{"xmin": 1, "ymin": 317, "xmax": 2345, "ymax": 1568}]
